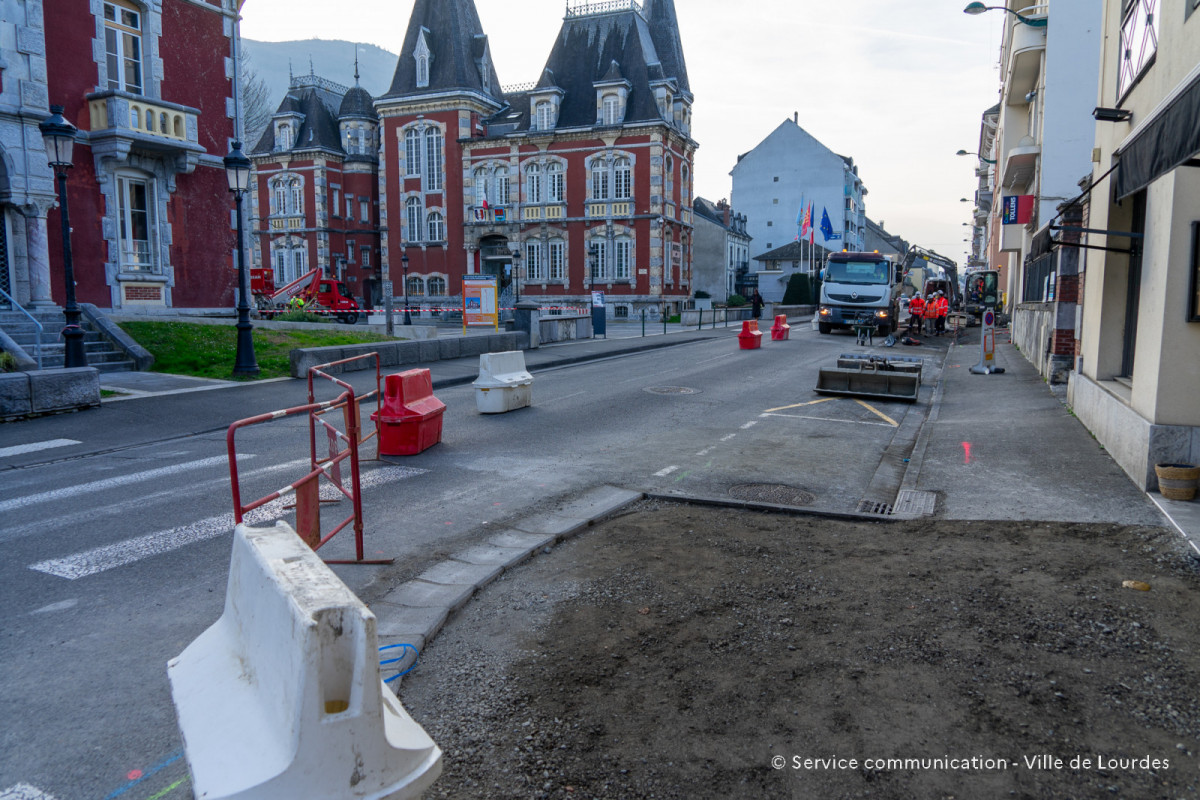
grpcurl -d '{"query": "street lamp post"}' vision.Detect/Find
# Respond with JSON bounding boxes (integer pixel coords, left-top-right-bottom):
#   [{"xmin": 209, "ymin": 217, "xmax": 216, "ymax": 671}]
[
  {"xmin": 511, "ymin": 248, "xmax": 522, "ymax": 305},
  {"xmin": 223, "ymin": 141, "xmax": 259, "ymax": 377},
  {"xmin": 401, "ymin": 253, "xmax": 412, "ymax": 326},
  {"xmin": 957, "ymin": 149, "xmax": 998, "ymax": 165},
  {"xmin": 38, "ymin": 105, "xmax": 86, "ymax": 369},
  {"xmin": 962, "ymin": 2, "xmax": 1047, "ymax": 27}
]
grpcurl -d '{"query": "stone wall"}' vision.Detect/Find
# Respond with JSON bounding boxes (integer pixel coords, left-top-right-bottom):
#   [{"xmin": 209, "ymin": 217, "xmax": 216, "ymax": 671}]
[{"xmin": 0, "ymin": 367, "xmax": 101, "ymax": 420}]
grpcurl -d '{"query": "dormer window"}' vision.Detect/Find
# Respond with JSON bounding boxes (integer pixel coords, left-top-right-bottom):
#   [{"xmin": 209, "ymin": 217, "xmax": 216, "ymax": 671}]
[
  {"xmin": 414, "ymin": 28, "xmax": 432, "ymax": 90},
  {"xmin": 602, "ymin": 94, "xmax": 621, "ymax": 126},
  {"xmin": 276, "ymin": 123, "xmax": 292, "ymax": 151},
  {"xmin": 536, "ymin": 101, "xmax": 555, "ymax": 132}
]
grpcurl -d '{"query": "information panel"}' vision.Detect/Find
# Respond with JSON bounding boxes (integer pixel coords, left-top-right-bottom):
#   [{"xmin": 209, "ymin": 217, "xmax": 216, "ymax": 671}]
[{"xmin": 463, "ymin": 275, "xmax": 499, "ymax": 331}]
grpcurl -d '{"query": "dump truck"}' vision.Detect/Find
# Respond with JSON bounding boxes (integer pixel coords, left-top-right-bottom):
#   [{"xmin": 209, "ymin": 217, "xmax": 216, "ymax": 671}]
[{"xmin": 817, "ymin": 251, "xmax": 902, "ymax": 337}]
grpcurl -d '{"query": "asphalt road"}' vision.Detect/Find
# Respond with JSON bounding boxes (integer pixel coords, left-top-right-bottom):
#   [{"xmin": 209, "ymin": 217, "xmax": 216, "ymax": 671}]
[{"xmin": 0, "ymin": 325, "xmax": 944, "ymax": 800}]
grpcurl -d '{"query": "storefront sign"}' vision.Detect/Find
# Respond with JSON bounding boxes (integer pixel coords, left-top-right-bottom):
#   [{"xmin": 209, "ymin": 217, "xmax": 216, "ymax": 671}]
[{"xmin": 1002, "ymin": 195, "xmax": 1035, "ymax": 225}]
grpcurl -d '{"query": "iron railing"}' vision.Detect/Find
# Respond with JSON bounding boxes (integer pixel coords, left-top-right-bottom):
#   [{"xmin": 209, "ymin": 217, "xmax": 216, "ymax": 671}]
[{"xmin": 0, "ymin": 287, "xmax": 43, "ymax": 369}]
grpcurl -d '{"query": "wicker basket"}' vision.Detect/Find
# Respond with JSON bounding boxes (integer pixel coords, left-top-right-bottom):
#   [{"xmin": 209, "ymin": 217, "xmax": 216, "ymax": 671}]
[{"xmin": 1155, "ymin": 463, "xmax": 1200, "ymax": 501}]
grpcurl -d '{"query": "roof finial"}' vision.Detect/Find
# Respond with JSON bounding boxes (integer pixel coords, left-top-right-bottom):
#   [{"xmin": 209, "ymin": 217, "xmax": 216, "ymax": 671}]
[
  {"xmin": 289, "ymin": 59, "xmax": 294, "ymax": 82},
  {"xmin": 309, "ymin": 56, "xmax": 315, "ymax": 77},
  {"xmin": 354, "ymin": 45, "xmax": 360, "ymax": 86}
]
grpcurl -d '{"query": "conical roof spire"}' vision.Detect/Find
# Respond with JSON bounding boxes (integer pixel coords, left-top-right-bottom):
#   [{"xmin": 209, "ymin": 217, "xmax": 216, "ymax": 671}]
[{"xmin": 382, "ymin": 0, "xmax": 502, "ymax": 101}]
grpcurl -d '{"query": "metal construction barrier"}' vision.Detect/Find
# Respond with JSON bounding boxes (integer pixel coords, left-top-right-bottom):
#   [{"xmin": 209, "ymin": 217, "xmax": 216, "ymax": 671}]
[
  {"xmin": 816, "ymin": 355, "xmax": 922, "ymax": 403},
  {"xmin": 227, "ymin": 352, "xmax": 391, "ymax": 565}
]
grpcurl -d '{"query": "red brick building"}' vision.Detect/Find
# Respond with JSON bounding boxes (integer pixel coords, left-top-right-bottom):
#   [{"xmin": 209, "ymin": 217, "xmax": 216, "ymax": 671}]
[
  {"xmin": 249, "ymin": 0, "xmax": 697, "ymax": 318},
  {"xmin": 1, "ymin": 0, "xmax": 241, "ymax": 313}
]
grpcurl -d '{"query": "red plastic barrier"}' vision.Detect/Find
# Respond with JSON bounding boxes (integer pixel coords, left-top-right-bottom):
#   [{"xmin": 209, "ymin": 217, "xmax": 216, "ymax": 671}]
[
  {"xmin": 372, "ymin": 369, "xmax": 446, "ymax": 456},
  {"xmin": 738, "ymin": 320, "xmax": 763, "ymax": 350},
  {"xmin": 771, "ymin": 315, "xmax": 791, "ymax": 341}
]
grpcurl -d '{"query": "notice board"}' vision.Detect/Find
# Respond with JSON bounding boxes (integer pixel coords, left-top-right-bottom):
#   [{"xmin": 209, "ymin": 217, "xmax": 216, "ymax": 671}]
[{"xmin": 463, "ymin": 275, "xmax": 499, "ymax": 331}]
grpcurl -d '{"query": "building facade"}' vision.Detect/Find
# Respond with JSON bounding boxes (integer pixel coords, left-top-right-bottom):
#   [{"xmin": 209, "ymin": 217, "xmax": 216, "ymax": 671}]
[
  {"xmin": 731, "ymin": 117, "xmax": 867, "ymax": 303},
  {"xmin": 1068, "ymin": 0, "xmax": 1200, "ymax": 490},
  {"xmin": 691, "ymin": 197, "xmax": 750, "ymax": 302},
  {"xmin": 336, "ymin": 0, "xmax": 698, "ymax": 320},
  {"xmin": 1, "ymin": 0, "xmax": 240, "ymax": 314},
  {"xmin": 249, "ymin": 68, "xmax": 383, "ymax": 307}
]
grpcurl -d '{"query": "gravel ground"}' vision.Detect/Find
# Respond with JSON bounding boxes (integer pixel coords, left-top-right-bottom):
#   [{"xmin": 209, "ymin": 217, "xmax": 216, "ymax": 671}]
[{"xmin": 400, "ymin": 501, "xmax": 1200, "ymax": 799}]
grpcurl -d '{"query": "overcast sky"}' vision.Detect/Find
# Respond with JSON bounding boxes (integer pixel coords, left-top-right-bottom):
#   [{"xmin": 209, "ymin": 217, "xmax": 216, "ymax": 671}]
[{"xmin": 240, "ymin": 0, "xmax": 1005, "ymax": 265}]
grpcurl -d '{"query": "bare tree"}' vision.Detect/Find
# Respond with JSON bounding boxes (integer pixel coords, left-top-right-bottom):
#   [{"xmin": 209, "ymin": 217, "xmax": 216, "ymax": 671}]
[{"xmin": 240, "ymin": 49, "xmax": 272, "ymax": 147}]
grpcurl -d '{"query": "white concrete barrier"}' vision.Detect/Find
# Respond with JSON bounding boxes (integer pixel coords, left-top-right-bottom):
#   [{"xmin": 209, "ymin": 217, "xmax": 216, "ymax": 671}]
[
  {"xmin": 167, "ymin": 522, "xmax": 442, "ymax": 800},
  {"xmin": 473, "ymin": 351, "xmax": 533, "ymax": 414}
]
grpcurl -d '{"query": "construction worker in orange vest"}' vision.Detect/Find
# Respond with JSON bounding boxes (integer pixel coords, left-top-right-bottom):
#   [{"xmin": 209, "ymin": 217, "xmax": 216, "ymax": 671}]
[
  {"xmin": 935, "ymin": 291, "xmax": 950, "ymax": 336},
  {"xmin": 923, "ymin": 291, "xmax": 939, "ymax": 335},
  {"xmin": 907, "ymin": 294, "xmax": 925, "ymax": 333}
]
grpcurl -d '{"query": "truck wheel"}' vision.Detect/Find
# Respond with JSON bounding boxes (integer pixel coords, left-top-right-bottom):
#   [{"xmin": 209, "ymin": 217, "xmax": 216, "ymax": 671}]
[
  {"xmin": 339, "ymin": 312, "xmax": 359, "ymax": 325},
  {"xmin": 818, "ymin": 322, "xmax": 832, "ymax": 334}
]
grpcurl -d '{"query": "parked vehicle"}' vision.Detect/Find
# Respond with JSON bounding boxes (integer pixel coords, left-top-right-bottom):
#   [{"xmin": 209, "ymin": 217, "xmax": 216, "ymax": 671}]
[
  {"xmin": 817, "ymin": 251, "xmax": 901, "ymax": 336},
  {"xmin": 963, "ymin": 270, "xmax": 1001, "ymax": 317}
]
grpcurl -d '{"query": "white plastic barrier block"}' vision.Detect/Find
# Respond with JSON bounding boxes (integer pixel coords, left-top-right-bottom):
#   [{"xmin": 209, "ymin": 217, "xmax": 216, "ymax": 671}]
[
  {"xmin": 473, "ymin": 351, "xmax": 533, "ymax": 414},
  {"xmin": 168, "ymin": 522, "xmax": 442, "ymax": 800}
]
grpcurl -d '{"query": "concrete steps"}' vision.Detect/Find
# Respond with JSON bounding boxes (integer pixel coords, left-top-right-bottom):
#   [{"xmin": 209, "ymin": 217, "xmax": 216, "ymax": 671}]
[{"xmin": 0, "ymin": 309, "xmax": 136, "ymax": 373}]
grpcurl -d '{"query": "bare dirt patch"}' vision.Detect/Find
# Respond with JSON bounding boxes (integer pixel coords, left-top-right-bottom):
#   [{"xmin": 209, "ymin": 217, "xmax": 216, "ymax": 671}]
[{"xmin": 400, "ymin": 502, "xmax": 1200, "ymax": 799}]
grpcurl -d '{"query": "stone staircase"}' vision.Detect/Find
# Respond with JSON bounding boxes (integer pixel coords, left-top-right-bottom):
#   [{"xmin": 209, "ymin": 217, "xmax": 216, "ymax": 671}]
[{"xmin": 0, "ymin": 308, "xmax": 137, "ymax": 373}]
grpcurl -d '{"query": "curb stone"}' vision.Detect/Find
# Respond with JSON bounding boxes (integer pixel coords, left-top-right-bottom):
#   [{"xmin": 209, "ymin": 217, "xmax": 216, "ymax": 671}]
[{"xmin": 372, "ymin": 487, "xmax": 645, "ymax": 691}]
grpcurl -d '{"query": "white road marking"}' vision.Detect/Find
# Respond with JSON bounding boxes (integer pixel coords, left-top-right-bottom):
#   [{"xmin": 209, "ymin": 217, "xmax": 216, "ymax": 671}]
[
  {"xmin": 720, "ymin": 434, "xmax": 737, "ymax": 442},
  {"xmin": 695, "ymin": 447, "xmax": 715, "ymax": 457},
  {"xmin": 654, "ymin": 466, "xmax": 679, "ymax": 477},
  {"xmin": 740, "ymin": 421, "xmax": 758, "ymax": 430},
  {"xmin": 0, "ymin": 439, "xmax": 82, "ymax": 458},
  {"xmin": 28, "ymin": 466, "xmax": 428, "ymax": 580},
  {"xmin": 0, "ymin": 785, "xmax": 59, "ymax": 800},
  {"xmin": 0, "ymin": 458, "xmax": 309, "ymax": 546},
  {"xmin": 31, "ymin": 599, "xmax": 78, "ymax": 615},
  {"xmin": 0, "ymin": 455, "xmax": 247, "ymax": 514}
]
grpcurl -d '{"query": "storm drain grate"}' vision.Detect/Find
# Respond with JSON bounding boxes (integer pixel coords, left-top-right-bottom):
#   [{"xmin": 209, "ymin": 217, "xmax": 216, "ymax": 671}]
[
  {"xmin": 856, "ymin": 499, "xmax": 894, "ymax": 516},
  {"xmin": 645, "ymin": 386, "xmax": 700, "ymax": 395},
  {"xmin": 893, "ymin": 490, "xmax": 937, "ymax": 517},
  {"xmin": 730, "ymin": 484, "xmax": 816, "ymax": 507}
]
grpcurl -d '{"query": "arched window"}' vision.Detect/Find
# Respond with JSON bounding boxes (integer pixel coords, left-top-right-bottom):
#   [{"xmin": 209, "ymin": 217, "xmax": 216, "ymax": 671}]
[
  {"xmin": 417, "ymin": 55, "xmax": 429, "ymax": 88},
  {"xmin": 427, "ymin": 276, "xmax": 447, "ymax": 296},
  {"xmin": 614, "ymin": 157, "xmax": 632, "ymax": 199},
  {"xmin": 536, "ymin": 101, "xmax": 555, "ymax": 131},
  {"xmin": 615, "ymin": 237, "xmax": 632, "ymax": 280},
  {"xmin": 665, "ymin": 154, "xmax": 674, "ymax": 177},
  {"xmin": 526, "ymin": 164, "xmax": 543, "ymax": 204},
  {"xmin": 272, "ymin": 238, "xmax": 307, "ymax": 285},
  {"xmin": 276, "ymin": 124, "xmax": 292, "ymax": 151},
  {"xmin": 474, "ymin": 168, "xmax": 489, "ymax": 207},
  {"xmin": 405, "ymin": 128, "xmax": 422, "ymax": 177},
  {"xmin": 272, "ymin": 180, "xmax": 286, "ymax": 216},
  {"xmin": 424, "ymin": 128, "xmax": 443, "ymax": 192},
  {"xmin": 680, "ymin": 164, "xmax": 689, "ymax": 201},
  {"xmin": 602, "ymin": 94, "xmax": 621, "ymax": 126},
  {"xmin": 590, "ymin": 239, "xmax": 608, "ymax": 281},
  {"xmin": 287, "ymin": 177, "xmax": 303, "ymax": 215},
  {"xmin": 406, "ymin": 276, "xmax": 425, "ymax": 297},
  {"xmin": 405, "ymin": 197, "xmax": 422, "ymax": 242},
  {"xmin": 547, "ymin": 162, "xmax": 565, "ymax": 203},
  {"xmin": 548, "ymin": 239, "xmax": 565, "ymax": 280},
  {"xmin": 427, "ymin": 211, "xmax": 445, "ymax": 242},
  {"xmin": 590, "ymin": 159, "xmax": 609, "ymax": 201},
  {"xmin": 525, "ymin": 241, "xmax": 544, "ymax": 281},
  {"xmin": 494, "ymin": 167, "xmax": 510, "ymax": 206}
]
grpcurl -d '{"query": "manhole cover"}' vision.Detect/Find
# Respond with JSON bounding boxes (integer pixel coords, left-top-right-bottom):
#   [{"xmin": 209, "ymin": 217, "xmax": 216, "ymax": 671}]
[
  {"xmin": 729, "ymin": 484, "xmax": 816, "ymax": 506},
  {"xmin": 644, "ymin": 386, "xmax": 700, "ymax": 395}
]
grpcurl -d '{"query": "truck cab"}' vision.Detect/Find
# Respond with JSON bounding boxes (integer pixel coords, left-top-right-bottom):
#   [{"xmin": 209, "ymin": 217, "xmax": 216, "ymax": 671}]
[
  {"xmin": 302, "ymin": 279, "xmax": 362, "ymax": 325},
  {"xmin": 818, "ymin": 252, "xmax": 901, "ymax": 336}
]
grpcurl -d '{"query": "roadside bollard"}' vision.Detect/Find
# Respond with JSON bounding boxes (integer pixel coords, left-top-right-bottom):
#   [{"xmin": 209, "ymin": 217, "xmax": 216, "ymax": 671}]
[
  {"xmin": 371, "ymin": 369, "xmax": 446, "ymax": 456},
  {"xmin": 771, "ymin": 315, "xmax": 791, "ymax": 341},
  {"xmin": 738, "ymin": 320, "xmax": 763, "ymax": 350}
]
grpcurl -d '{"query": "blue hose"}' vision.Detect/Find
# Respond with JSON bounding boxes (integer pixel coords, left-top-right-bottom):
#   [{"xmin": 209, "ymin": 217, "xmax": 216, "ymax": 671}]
[{"xmin": 379, "ymin": 643, "xmax": 419, "ymax": 683}]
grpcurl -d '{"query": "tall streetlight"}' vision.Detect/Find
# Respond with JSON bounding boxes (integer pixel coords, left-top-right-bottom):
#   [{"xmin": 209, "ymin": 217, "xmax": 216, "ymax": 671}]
[
  {"xmin": 223, "ymin": 141, "xmax": 259, "ymax": 377},
  {"xmin": 39, "ymin": 105, "xmax": 86, "ymax": 368},
  {"xmin": 963, "ymin": 2, "xmax": 1047, "ymax": 27},
  {"xmin": 401, "ymin": 252, "xmax": 411, "ymax": 326},
  {"xmin": 511, "ymin": 247, "xmax": 522, "ymax": 304},
  {"xmin": 957, "ymin": 149, "xmax": 998, "ymax": 165}
]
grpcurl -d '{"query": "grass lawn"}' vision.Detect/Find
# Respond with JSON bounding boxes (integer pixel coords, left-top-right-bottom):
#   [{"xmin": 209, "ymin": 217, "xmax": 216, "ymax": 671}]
[{"xmin": 117, "ymin": 321, "xmax": 395, "ymax": 380}]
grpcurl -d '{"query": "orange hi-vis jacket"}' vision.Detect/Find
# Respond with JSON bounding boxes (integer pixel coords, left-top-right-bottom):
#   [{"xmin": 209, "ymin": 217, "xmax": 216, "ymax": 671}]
[
  {"xmin": 936, "ymin": 297, "xmax": 950, "ymax": 317},
  {"xmin": 909, "ymin": 297, "xmax": 925, "ymax": 318},
  {"xmin": 924, "ymin": 298, "xmax": 940, "ymax": 319}
]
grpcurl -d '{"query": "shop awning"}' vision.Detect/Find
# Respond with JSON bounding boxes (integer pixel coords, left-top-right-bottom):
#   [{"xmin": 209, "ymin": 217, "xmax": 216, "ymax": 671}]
[{"xmin": 1115, "ymin": 69, "xmax": 1200, "ymax": 200}]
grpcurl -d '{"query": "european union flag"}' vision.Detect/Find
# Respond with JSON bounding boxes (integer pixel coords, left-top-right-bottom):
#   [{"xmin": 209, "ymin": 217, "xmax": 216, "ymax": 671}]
[{"xmin": 820, "ymin": 208, "xmax": 834, "ymax": 241}]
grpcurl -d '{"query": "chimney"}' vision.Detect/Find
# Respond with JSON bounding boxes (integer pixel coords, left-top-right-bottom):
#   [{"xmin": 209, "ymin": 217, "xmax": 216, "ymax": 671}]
[{"xmin": 794, "ymin": 112, "xmax": 798, "ymax": 125}]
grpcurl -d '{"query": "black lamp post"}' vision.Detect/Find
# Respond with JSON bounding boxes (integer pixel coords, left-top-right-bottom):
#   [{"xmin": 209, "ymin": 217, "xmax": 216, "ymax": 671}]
[
  {"xmin": 401, "ymin": 253, "xmax": 411, "ymax": 326},
  {"xmin": 223, "ymin": 140, "xmax": 259, "ymax": 377},
  {"xmin": 39, "ymin": 105, "xmax": 86, "ymax": 368},
  {"xmin": 511, "ymin": 247, "xmax": 522, "ymax": 304}
]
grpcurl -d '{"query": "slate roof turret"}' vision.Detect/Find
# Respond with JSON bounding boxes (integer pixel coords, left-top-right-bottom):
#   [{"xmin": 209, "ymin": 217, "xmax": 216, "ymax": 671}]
[
  {"xmin": 339, "ymin": 85, "xmax": 376, "ymax": 119},
  {"xmin": 383, "ymin": 0, "xmax": 502, "ymax": 101}
]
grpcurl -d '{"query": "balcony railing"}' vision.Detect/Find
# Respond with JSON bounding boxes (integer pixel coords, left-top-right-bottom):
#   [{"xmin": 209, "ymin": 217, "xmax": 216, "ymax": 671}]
[{"xmin": 87, "ymin": 91, "xmax": 204, "ymax": 158}]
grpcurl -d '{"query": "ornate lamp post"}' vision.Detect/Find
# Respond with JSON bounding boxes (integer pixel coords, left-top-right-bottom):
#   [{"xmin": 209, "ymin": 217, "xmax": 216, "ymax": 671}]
[
  {"xmin": 511, "ymin": 247, "xmax": 522, "ymax": 304},
  {"xmin": 223, "ymin": 141, "xmax": 259, "ymax": 377},
  {"xmin": 38, "ymin": 105, "xmax": 86, "ymax": 368},
  {"xmin": 401, "ymin": 252, "xmax": 412, "ymax": 326}
]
